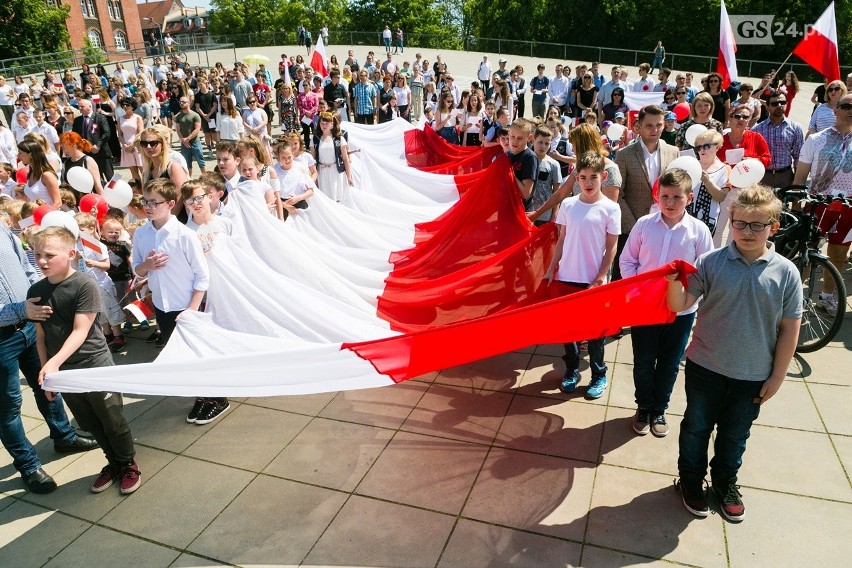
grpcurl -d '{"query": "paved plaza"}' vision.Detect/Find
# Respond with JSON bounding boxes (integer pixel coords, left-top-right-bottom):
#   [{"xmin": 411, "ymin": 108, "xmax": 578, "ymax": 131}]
[{"xmin": 1, "ymin": 45, "xmax": 850, "ymax": 567}]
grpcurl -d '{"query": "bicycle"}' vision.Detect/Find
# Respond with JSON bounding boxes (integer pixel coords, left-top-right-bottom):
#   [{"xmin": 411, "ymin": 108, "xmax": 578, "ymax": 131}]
[{"xmin": 772, "ymin": 185, "xmax": 848, "ymax": 352}]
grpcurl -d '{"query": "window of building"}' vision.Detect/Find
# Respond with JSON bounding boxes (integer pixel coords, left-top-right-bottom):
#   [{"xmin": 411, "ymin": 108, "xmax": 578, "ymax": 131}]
[
  {"xmin": 114, "ymin": 30, "xmax": 127, "ymax": 50},
  {"xmin": 86, "ymin": 0, "xmax": 95, "ymax": 17},
  {"xmin": 107, "ymin": 2, "xmax": 115, "ymax": 19},
  {"xmin": 87, "ymin": 29, "xmax": 102, "ymax": 48},
  {"xmin": 113, "ymin": 1, "xmax": 122, "ymax": 20},
  {"xmin": 80, "ymin": 0, "xmax": 88, "ymax": 17}
]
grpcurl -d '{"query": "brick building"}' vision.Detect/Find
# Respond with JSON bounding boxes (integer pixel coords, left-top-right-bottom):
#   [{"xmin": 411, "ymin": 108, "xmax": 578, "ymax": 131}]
[
  {"xmin": 53, "ymin": 0, "xmax": 145, "ymax": 55},
  {"xmin": 138, "ymin": 0, "xmax": 208, "ymax": 53}
]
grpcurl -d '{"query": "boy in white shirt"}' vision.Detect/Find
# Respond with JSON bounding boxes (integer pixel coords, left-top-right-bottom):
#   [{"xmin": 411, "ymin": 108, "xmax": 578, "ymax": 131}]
[
  {"xmin": 544, "ymin": 151, "xmax": 620, "ymax": 398},
  {"xmin": 619, "ymin": 169, "xmax": 713, "ymax": 437}
]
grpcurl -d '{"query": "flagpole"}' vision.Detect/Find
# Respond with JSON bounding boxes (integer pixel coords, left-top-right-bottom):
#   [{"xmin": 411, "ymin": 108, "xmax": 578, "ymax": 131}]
[{"xmin": 768, "ymin": 53, "xmax": 795, "ymax": 83}]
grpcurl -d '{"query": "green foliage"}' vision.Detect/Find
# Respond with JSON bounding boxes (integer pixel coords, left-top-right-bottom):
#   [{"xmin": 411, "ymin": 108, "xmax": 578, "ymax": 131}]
[
  {"xmin": 0, "ymin": 0, "xmax": 71, "ymax": 61},
  {"xmin": 82, "ymin": 38, "xmax": 107, "ymax": 65},
  {"xmin": 209, "ymin": 0, "xmax": 349, "ymax": 41}
]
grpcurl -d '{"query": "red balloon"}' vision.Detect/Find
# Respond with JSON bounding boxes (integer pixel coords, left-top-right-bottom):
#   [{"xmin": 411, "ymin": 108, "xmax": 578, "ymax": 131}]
[
  {"xmin": 33, "ymin": 204, "xmax": 55, "ymax": 225},
  {"xmin": 652, "ymin": 177, "xmax": 660, "ymax": 203},
  {"xmin": 16, "ymin": 167, "xmax": 28, "ymax": 184},
  {"xmin": 673, "ymin": 102, "xmax": 690, "ymax": 122},
  {"xmin": 79, "ymin": 193, "xmax": 108, "ymax": 222}
]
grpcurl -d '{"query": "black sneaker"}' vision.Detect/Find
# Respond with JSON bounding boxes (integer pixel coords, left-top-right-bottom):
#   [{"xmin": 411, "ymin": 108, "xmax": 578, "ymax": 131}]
[
  {"xmin": 186, "ymin": 398, "xmax": 207, "ymax": 423},
  {"xmin": 195, "ymin": 400, "xmax": 230, "ymax": 425},
  {"xmin": 154, "ymin": 334, "xmax": 167, "ymax": 348},
  {"xmin": 145, "ymin": 331, "xmax": 161, "ymax": 343},
  {"xmin": 675, "ymin": 477, "xmax": 709, "ymax": 518},
  {"xmin": 712, "ymin": 478, "xmax": 745, "ymax": 523}
]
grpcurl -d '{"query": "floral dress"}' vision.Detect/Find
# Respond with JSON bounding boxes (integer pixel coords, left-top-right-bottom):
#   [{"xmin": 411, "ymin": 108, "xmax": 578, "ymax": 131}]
[{"xmin": 278, "ymin": 93, "xmax": 298, "ymax": 132}]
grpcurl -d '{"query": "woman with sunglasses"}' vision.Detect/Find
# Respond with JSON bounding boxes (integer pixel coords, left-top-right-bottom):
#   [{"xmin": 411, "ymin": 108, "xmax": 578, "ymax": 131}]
[
  {"xmin": 808, "ymin": 80, "xmax": 847, "ymax": 137},
  {"xmin": 59, "ymin": 131, "xmax": 103, "ymax": 195},
  {"xmin": 662, "ymin": 88, "xmax": 677, "ymax": 110},
  {"xmin": 434, "ymin": 90, "xmax": 460, "ymax": 144},
  {"xmin": 702, "ymin": 72, "xmax": 730, "ymax": 125},
  {"xmin": 118, "ymin": 98, "xmax": 144, "ymax": 182},
  {"xmin": 600, "ymin": 87, "xmax": 627, "ymax": 123},
  {"xmin": 731, "ymin": 83, "xmax": 760, "ymax": 128},
  {"xmin": 686, "ymin": 129, "xmax": 730, "ymax": 241},
  {"xmin": 675, "ymin": 92, "xmax": 723, "ymax": 150},
  {"xmin": 138, "ymin": 125, "xmax": 188, "ymax": 196},
  {"xmin": 156, "ymin": 80, "xmax": 171, "ymax": 127}
]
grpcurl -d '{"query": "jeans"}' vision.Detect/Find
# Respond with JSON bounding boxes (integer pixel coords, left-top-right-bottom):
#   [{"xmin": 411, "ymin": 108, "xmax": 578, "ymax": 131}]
[
  {"xmin": 0, "ymin": 323, "xmax": 77, "ymax": 475},
  {"xmin": 631, "ymin": 312, "xmax": 695, "ymax": 414},
  {"xmin": 180, "ymin": 138, "xmax": 206, "ymax": 174},
  {"xmin": 651, "ymin": 57, "xmax": 664, "ymax": 73},
  {"xmin": 559, "ymin": 281, "xmax": 607, "ymax": 378},
  {"xmin": 678, "ymin": 359, "xmax": 763, "ymax": 482}
]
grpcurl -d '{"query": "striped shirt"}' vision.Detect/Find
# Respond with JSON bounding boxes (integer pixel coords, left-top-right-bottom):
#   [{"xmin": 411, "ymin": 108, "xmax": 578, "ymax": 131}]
[
  {"xmin": 352, "ymin": 81, "xmax": 378, "ymax": 115},
  {"xmin": 752, "ymin": 118, "xmax": 804, "ymax": 170},
  {"xmin": 0, "ymin": 224, "xmax": 39, "ymax": 327}
]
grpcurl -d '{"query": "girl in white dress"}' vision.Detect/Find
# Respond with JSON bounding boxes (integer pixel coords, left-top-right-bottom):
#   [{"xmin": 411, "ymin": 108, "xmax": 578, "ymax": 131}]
[
  {"xmin": 273, "ymin": 137, "xmax": 316, "ymax": 218},
  {"xmin": 312, "ymin": 112, "xmax": 353, "ymax": 202}
]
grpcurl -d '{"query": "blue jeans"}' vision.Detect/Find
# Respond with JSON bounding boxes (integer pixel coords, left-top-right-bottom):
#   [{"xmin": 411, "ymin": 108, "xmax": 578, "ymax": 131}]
[
  {"xmin": 678, "ymin": 359, "xmax": 763, "ymax": 482},
  {"xmin": 0, "ymin": 323, "xmax": 77, "ymax": 475},
  {"xmin": 560, "ymin": 281, "xmax": 607, "ymax": 378},
  {"xmin": 631, "ymin": 312, "xmax": 695, "ymax": 414},
  {"xmin": 180, "ymin": 138, "xmax": 206, "ymax": 174},
  {"xmin": 651, "ymin": 57, "xmax": 664, "ymax": 73}
]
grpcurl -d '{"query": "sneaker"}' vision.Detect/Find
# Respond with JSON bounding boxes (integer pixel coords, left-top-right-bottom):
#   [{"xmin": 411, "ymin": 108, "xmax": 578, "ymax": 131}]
[
  {"xmin": 122, "ymin": 321, "xmax": 134, "ymax": 333},
  {"xmin": 676, "ymin": 477, "xmax": 709, "ymax": 518},
  {"xmin": 560, "ymin": 369, "xmax": 580, "ymax": 393},
  {"xmin": 632, "ymin": 408, "xmax": 651, "ymax": 436},
  {"xmin": 108, "ymin": 337, "xmax": 126, "ymax": 353},
  {"xmin": 650, "ymin": 414, "xmax": 669, "ymax": 437},
  {"xmin": 154, "ymin": 334, "xmax": 167, "ymax": 348},
  {"xmin": 138, "ymin": 320, "xmax": 151, "ymax": 331},
  {"xmin": 586, "ymin": 375, "xmax": 608, "ymax": 399},
  {"xmin": 713, "ymin": 479, "xmax": 745, "ymax": 522},
  {"xmin": 817, "ymin": 293, "xmax": 838, "ymax": 317},
  {"xmin": 195, "ymin": 400, "xmax": 230, "ymax": 425},
  {"xmin": 145, "ymin": 330, "xmax": 161, "ymax": 343},
  {"xmin": 186, "ymin": 398, "xmax": 207, "ymax": 423},
  {"xmin": 119, "ymin": 461, "xmax": 141, "ymax": 495},
  {"xmin": 91, "ymin": 464, "xmax": 119, "ymax": 493}
]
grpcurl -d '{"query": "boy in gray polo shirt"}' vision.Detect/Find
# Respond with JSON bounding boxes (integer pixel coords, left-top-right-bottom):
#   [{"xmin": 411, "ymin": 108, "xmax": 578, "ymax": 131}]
[{"xmin": 665, "ymin": 185, "xmax": 802, "ymax": 523}]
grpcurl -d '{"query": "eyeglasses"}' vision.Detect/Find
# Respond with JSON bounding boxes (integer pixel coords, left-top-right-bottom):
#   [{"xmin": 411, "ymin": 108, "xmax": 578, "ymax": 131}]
[
  {"xmin": 140, "ymin": 198, "xmax": 168, "ymax": 208},
  {"xmin": 694, "ymin": 143, "xmax": 716, "ymax": 152},
  {"xmin": 838, "ymin": 103, "xmax": 852, "ymax": 110},
  {"xmin": 184, "ymin": 195, "xmax": 206, "ymax": 206},
  {"xmin": 676, "ymin": 91, "xmax": 686, "ymax": 95},
  {"xmin": 732, "ymin": 114, "xmax": 750, "ymax": 120},
  {"xmin": 769, "ymin": 101, "xmax": 787, "ymax": 107},
  {"xmin": 731, "ymin": 219, "xmax": 773, "ymax": 232},
  {"xmin": 827, "ymin": 86, "xmax": 843, "ymax": 92},
  {"xmin": 708, "ymin": 79, "xmax": 720, "ymax": 84},
  {"xmin": 139, "ymin": 140, "xmax": 161, "ymax": 148},
  {"xmin": 247, "ymin": 100, "xmax": 257, "ymax": 104}
]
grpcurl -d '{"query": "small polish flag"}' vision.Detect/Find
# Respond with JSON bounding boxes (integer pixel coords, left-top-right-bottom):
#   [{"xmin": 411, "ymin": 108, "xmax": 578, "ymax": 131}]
[
  {"xmin": 793, "ymin": 2, "xmax": 841, "ymax": 82},
  {"xmin": 79, "ymin": 232, "xmax": 104, "ymax": 253},
  {"xmin": 124, "ymin": 299, "xmax": 154, "ymax": 324},
  {"xmin": 717, "ymin": 0, "xmax": 739, "ymax": 89},
  {"xmin": 92, "ymin": 94, "xmax": 101, "ymax": 105}
]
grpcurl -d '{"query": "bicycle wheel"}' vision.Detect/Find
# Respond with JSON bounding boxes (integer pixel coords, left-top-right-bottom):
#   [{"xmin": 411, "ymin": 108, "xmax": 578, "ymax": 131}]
[{"xmin": 797, "ymin": 253, "xmax": 847, "ymax": 352}]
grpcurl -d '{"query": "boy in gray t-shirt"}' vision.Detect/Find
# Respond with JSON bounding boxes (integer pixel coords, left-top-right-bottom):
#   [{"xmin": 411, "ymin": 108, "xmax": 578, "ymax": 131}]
[
  {"xmin": 28, "ymin": 227, "xmax": 141, "ymax": 496},
  {"xmin": 665, "ymin": 185, "xmax": 802, "ymax": 523}
]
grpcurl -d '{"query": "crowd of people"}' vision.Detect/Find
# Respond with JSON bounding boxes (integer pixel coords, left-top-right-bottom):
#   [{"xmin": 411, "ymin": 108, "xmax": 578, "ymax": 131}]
[{"xmin": 0, "ymin": 44, "xmax": 849, "ymax": 526}]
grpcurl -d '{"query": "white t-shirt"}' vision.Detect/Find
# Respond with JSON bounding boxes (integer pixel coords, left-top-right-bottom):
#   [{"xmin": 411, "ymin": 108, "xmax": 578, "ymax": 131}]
[
  {"xmin": 0, "ymin": 84, "xmax": 13, "ymax": 105},
  {"xmin": 186, "ymin": 216, "xmax": 234, "ymax": 253},
  {"xmin": 273, "ymin": 162, "xmax": 315, "ymax": 197},
  {"xmin": 554, "ymin": 195, "xmax": 621, "ymax": 283}
]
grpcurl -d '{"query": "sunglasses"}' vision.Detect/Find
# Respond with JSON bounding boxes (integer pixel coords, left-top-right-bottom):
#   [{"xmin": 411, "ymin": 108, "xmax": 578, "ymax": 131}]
[
  {"xmin": 732, "ymin": 114, "xmax": 750, "ymax": 120},
  {"xmin": 139, "ymin": 140, "xmax": 161, "ymax": 147},
  {"xmin": 828, "ymin": 86, "xmax": 843, "ymax": 92},
  {"xmin": 708, "ymin": 79, "xmax": 720, "ymax": 83},
  {"xmin": 769, "ymin": 101, "xmax": 787, "ymax": 107},
  {"xmin": 839, "ymin": 103, "xmax": 852, "ymax": 110},
  {"xmin": 676, "ymin": 91, "xmax": 686, "ymax": 95},
  {"xmin": 694, "ymin": 143, "xmax": 716, "ymax": 152}
]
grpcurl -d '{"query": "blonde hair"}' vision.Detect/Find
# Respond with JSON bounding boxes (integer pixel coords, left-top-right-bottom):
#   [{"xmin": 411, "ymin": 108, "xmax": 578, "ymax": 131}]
[
  {"xmin": 32, "ymin": 226, "xmax": 76, "ymax": 250},
  {"xmin": 139, "ymin": 124, "xmax": 172, "ymax": 183},
  {"xmin": 730, "ymin": 184, "xmax": 782, "ymax": 222},
  {"xmin": 74, "ymin": 212, "xmax": 98, "ymax": 229},
  {"xmin": 694, "ymin": 129, "xmax": 723, "ymax": 146}
]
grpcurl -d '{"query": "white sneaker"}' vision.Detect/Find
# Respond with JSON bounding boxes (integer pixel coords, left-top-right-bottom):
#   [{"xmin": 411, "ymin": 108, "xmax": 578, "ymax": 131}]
[{"xmin": 817, "ymin": 293, "xmax": 838, "ymax": 317}]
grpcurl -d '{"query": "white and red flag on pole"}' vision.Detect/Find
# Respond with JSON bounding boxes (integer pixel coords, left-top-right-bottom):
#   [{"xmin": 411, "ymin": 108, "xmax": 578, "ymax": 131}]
[
  {"xmin": 793, "ymin": 2, "xmax": 841, "ymax": 82},
  {"xmin": 717, "ymin": 0, "xmax": 739, "ymax": 88},
  {"xmin": 310, "ymin": 35, "xmax": 329, "ymax": 79}
]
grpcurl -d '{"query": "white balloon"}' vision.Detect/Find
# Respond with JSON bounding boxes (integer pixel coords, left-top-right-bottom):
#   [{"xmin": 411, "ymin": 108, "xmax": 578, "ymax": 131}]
[
  {"xmin": 729, "ymin": 158, "xmax": 766, "ymax": 188},
  {"xmin": 66, "ymin": 166, "xmax": 94, "ymax": 194},
  {"xmin": 39, "ymin": 210, "xmax": 79, "ymax": 239},
  {"xmin": 685, "ymin": 124, "xmax": 708, "ymax": 147},
  {"xmin": 103, "ymin": 178, "xmax": 133, "ymax": 208},
  {"xmin": 666, "ymin": 156, "xmax": 703, "ymax": 189},
  {"xmin": 606, "ymin": 123, "xmax": 626, "ymax": 141}
]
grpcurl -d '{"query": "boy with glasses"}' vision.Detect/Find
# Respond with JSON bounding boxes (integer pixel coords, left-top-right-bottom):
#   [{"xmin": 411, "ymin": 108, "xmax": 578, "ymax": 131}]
[{"xmin": 667, "ymin": 184, "xmax": 801, "ymax": 523}]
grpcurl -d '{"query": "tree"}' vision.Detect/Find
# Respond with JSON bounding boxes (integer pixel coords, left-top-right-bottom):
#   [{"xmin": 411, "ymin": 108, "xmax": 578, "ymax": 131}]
[{"xmin": 0, "ymin": 0, "xmax": 71, "ymax": 61}]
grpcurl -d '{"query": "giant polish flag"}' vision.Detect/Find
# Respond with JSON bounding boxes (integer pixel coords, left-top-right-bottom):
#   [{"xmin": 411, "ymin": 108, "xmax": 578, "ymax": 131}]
[
  {"xmin": 794, "ymin": 2, "xmax": 841, "ymax": 82},
  {"xmin": 44, "ymin": 120, "xmax": 687, "ymax": 397},
  {"xmin": 717, "ymin": 0, "xmax": 738, "ymax": 88},
  {"xmin": 310, "ymin": 34, "xmax": 329, "ymax": 78}
]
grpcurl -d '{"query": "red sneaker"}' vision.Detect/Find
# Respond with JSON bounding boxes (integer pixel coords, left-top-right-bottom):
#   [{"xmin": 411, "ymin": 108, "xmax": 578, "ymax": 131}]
[
  {"xmin": 119, "ymin": 461, "xmax": 141, "ymax": 495},
  {"xmin": 91, "ymin": 464, "xmax": 119, "ymax": 493}
]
